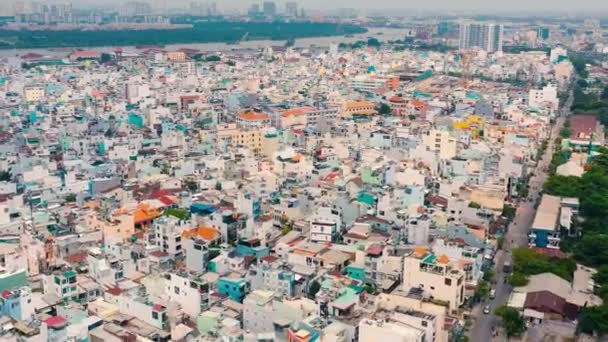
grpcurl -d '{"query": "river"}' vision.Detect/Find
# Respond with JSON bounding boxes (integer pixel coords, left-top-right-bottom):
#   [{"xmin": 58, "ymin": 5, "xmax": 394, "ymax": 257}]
[{"xmin": 0, "ymin": 27, "xmax": 409, "ymax": 58}]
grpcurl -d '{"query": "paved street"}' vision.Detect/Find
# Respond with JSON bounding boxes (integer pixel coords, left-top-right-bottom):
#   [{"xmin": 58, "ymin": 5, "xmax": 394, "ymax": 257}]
[{"xmin": 467, "ymin": 91, "xmax": 573, "ymax": 341}]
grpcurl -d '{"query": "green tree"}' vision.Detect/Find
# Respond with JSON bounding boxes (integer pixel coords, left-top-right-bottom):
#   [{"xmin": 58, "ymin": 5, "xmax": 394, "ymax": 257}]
[
  {"xmin": 0, "ymin": 170, "xmax": 10, "ymax": 181},
  {"xmin": 100, "ymin": 53, "xmax": 112, "ymax": 63},
  {"xmin": 473, "ymin": 280, "xmax": 490, "ymax": 303},
  {"xmin": 577, "ymin": 305, "xmax": 608, "ymax": 336},
  {"xmin": 468, "ymin": 201, "xmax": 481, "ymax": 209},
  {"xmin": 502, "ymin": 204, "xmax": 516, "ymax": 220},
  {"xmin": 511, "ymin": 247, "xmax": 576, "ymax": 281},
  {"xmin": 64, "ymin": 193, "xmax": 77, "ymax": 202},
  {"xmin": 308, "ymin": 280, "xmax": 321, "ymax": 299},
  {"xmin": 543, "ymin": 175, "xmax": 582, "ymax": 197},
  {"xmin": 509, "ymin": 272, "xmax": 528, "ymax": 286},
  {"xmin": 495, "ymin": 306, "xmax": 526, "ymax": 337},
  {"xmin": 367, "ymin": 38, "xmax": 381, "ymax": 48},
  {"xmin": 205, "ymin": 55, "xmax": 221, "ymax": 62},
  {"xmin": 483, "ymin": 269, "xmax": 496, "ymax": 283},
  {"xmin": 602, "ymin": 85, "xmax": 608, "ymax": 100},
  {"xmin": 215, "ymin": 182, "xmax": 222, "ymax": 191},
  {"xmin": 377, "ymin": 103, "xmax": 392, "ymax": 115},
  {"xmin": 574, "ymin": 234, "xmax": 608, "ymax": 267},
  {"xmin": 183, "ymin": 179, "xmax": 199, "ymax": 192},
  {"xmin": 281, "ymin": 223, "xmax": 292, "ymax": 235}
]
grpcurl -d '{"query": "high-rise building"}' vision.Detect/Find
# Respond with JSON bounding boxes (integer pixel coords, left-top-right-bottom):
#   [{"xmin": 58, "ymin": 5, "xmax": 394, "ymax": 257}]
[
  {"xmin": 248, "ymin": 3, "xmax": 260, "ymax": 16},
  {"xmin": 262, "ymin": 1, "xmax": 276, "ymax": 17},
  {"xmin": 437, "ymin": 22, "xmax": 449, "ymax": 36},
  {"xmin": 459, "ymin": 22, "xmax": 503, "ymax": 53},
  {"xmin": 538, "ymin": 27, "xmax": 550, "ymax": 40},
  {"xmin": 285, "ymin": 2, "xmax": 298, "ymax": 17}
]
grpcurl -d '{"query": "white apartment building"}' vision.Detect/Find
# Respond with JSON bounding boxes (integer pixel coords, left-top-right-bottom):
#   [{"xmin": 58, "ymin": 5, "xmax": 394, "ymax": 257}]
[
  {"xmin": 422, "ymin": 129, "xmax": 457, "ymax": 160},
  {"xmin": 309, "ymin": 206, "xmax": 341, "ymax": 243},
  {"xmin": 359, "ymin": 318, "xmax": 425, "ymax": 342},
  {"xmin": 152, "ymin": 216, "xmax": 191, "ymax": 258},
  {"xmin": 403, "ymin": 249, "xmax": 465, "ymax": 313},
  {"xmin": 243, "ymin": 290, "xmax": 317, "ymax": 334},
  {"xmin": 162, "ymin": 271, "xmax": 209, "ymax": 318},
  {"xmin": 183, "ymin": 236, "xmax": 211, "ymax": 273},
  {"xmin": 529, "ymin": 84, "xmax": 559, "ymax": 111}
]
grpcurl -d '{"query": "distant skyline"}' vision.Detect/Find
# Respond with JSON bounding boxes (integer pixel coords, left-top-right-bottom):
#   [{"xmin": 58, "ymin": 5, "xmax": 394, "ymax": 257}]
[{"xmin": 3, "ymin": 0, "xmax": 608, "ymax": 16}]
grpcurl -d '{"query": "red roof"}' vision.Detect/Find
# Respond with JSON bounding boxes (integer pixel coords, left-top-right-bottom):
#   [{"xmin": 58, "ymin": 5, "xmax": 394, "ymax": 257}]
[
  {"xmin": 1, "ymin": 290, "xmax": 10, "ymax": 298},
  {"xmin": 106, "ymin": 286, "xmax": 123, "ymax": 296},
  {"xmin": 150, "ymin": 250, "xmax": 169, "ymax": 258},
  {"xmin": 366, "ymin": 244, "xmax": 383, "ymax": 256},
  {"xmin": 65, "ymin": 251, "xmax": 88, "ymax": 264},
  {"xmin": 570, "ymin": 115, "xmax": 598, "ymax": 139},
  {"xmin": 427, "ymin": 196, "xmax": 448, "ymax": 207},
  {"xmin": 261, "ymin": 255, "xmax": 279, "ymax": 263},
  {"xmin": 21, "ymin": 53, "xmax": 44, "ymax": 60},
  {"xmin": 71, "ymin": 51, "xmax": 100, "ymax": 58},
  {"xmin": 45, "ymin": 316, "xmax": 67, "ymax": 328},
  {"xmin": 159, "ymin": 196, "xmax": 175, "ymax": 206},
  {"xmin": 532, "ymin": 247, "xmax": 567, "ymax": 259},
  {"xmin": 153, "ymin": 304, "xmax": 164, "ymax": 311}
]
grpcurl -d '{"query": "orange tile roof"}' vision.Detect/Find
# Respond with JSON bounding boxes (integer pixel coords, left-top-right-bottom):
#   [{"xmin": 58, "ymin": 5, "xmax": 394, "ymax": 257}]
[
  {"xmin": 411, "ymin": 101, "xmax": 428, "ymax": 109},
  {"xmin": 414, "ymin": 246, "xmax": 427, "ymax": 257},
  {"xmin": 355, "ymin": 109, "xmax": 377, "ymax": 115},
  {"xmin": 133, "ymin": 204, "xmax": 162, "ymax": 224},
  {"xmin": 389, "ymin": 96, "xmax": 405, "ymax": 103},
  {"xmin": 84, "ymin": 200, "xmax": 101, "ymax": 210},
  {"xmin": 345, "ymin": 101, "xmax": 374, "ymax": 109},
  {"xmin": 282, "ymin": 107, "xmax": 314, "ymax": 117},
  {"xmin": 238, "ymin": 112, "xmax": 270, "ymax": 121},
  {"xmin": 182, "ymin": 226, "xmax": 220, "ymax": 241},
  {"xmin": 437, "ymin": 254, "xmax": 450, "ymax": 264}
]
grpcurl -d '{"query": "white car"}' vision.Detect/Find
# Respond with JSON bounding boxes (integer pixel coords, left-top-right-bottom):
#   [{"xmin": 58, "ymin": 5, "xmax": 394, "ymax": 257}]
[{"xmin": 483, "ymin": 305, "xmax": 491, "ymax": 314}]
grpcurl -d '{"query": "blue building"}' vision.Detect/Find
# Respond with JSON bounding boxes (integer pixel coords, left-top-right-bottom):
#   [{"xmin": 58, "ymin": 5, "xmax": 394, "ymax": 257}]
[
  {"xmin": 529, "ymin": 195, "xmax": 562, "ymax": 249},
  {"xmin": 0, "ymin": 287, "xmax": 33, "ymax": 321},
  {"xmin": 236, "ymin": 239, "xmax": 269, "ymax": 258},
  {"xmin": 217, "ymin": 277, "xmax": 250, "ymax": 302}
]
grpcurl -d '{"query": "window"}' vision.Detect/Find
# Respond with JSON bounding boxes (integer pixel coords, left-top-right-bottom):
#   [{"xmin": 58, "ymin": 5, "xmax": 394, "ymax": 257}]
[
  {"xmin": 174, "ymin": 286, "xmax": 180, "ymax": 295},
  {"xmin": 152, "ymin": 311, "xmax": 159, "ymax": 319},
  {"xmin": 444, "ymin": 278, "xmax": 452, "ymax": 286},
  {"xmin": 194, "ymin": 244, "xmax": 202, "ymax": 251},
  {"xmin": 421, "ymin": 321, "xmax": 428, "ymax": 327}
]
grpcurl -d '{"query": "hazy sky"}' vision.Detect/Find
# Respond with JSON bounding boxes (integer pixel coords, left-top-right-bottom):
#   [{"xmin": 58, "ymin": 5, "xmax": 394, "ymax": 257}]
[{"xmin": 22, "ymin": 0, "xmax": 608, "ymax": 14}]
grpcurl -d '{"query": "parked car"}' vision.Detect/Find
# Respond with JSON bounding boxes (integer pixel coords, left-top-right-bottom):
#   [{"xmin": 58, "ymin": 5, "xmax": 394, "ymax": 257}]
[
  {"xmin": 489, "ymin": 289, "xmax": 496, "ymax": 299},
  {"xmin": 483, "ymin": 305, "xmax": 491, "ymax": 314}
]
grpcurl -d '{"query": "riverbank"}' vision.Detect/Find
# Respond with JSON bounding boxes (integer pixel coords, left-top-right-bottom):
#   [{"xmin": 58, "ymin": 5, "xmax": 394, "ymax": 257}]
[
  {"xmin": 0, "ymin": 21, "xmax": 366, "ymax": 50},
  {"xmin": 0, "ymin": 27, "xmax": 409, "ymax": 58}
]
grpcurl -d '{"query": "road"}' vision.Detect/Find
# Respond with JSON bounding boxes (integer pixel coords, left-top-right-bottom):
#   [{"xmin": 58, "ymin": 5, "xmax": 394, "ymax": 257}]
[{"xmin": 467, "ymin": 90, "xmax": 573, "ymax": 341}]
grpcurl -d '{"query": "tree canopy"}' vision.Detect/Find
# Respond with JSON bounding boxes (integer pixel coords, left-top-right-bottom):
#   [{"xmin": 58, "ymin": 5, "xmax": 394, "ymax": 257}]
[
  {"xmin": 495, "ymin": 306, "xmax": 526, "ymax": 337},
  {"xmin": 0, "ymin": 22, "xmax": 367, "ymax": 49}
]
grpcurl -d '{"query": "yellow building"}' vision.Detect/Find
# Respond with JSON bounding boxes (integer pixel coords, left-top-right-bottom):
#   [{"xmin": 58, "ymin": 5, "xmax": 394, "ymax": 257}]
[
  {"xmin": 216, "ymin": 124, "xmax": 263, "ymax": 155},
  {"xmin": 85, "ymin": 211, "xmax": 135, "ymax": 244},
  {"xmin": 422, "ymin": 129, "xmax": 457, "ymax": 160},
  {"xmin": 453, "ymin": 114, "xmax": 485, "ymax": 140},
  {"xmin": 24, "ymin": 86, "xmax": 45, "ymax": 102},
  {"xmin": 166, "ymin": 51, "xmax": 187, "ymax": 62},
  {"xmin": 341, "ymin": 101, "xmax": 377, "ymax": 118},
  {"xmin": 402, "ymin": 247, "xmax": 465, "ymax": 312}
]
